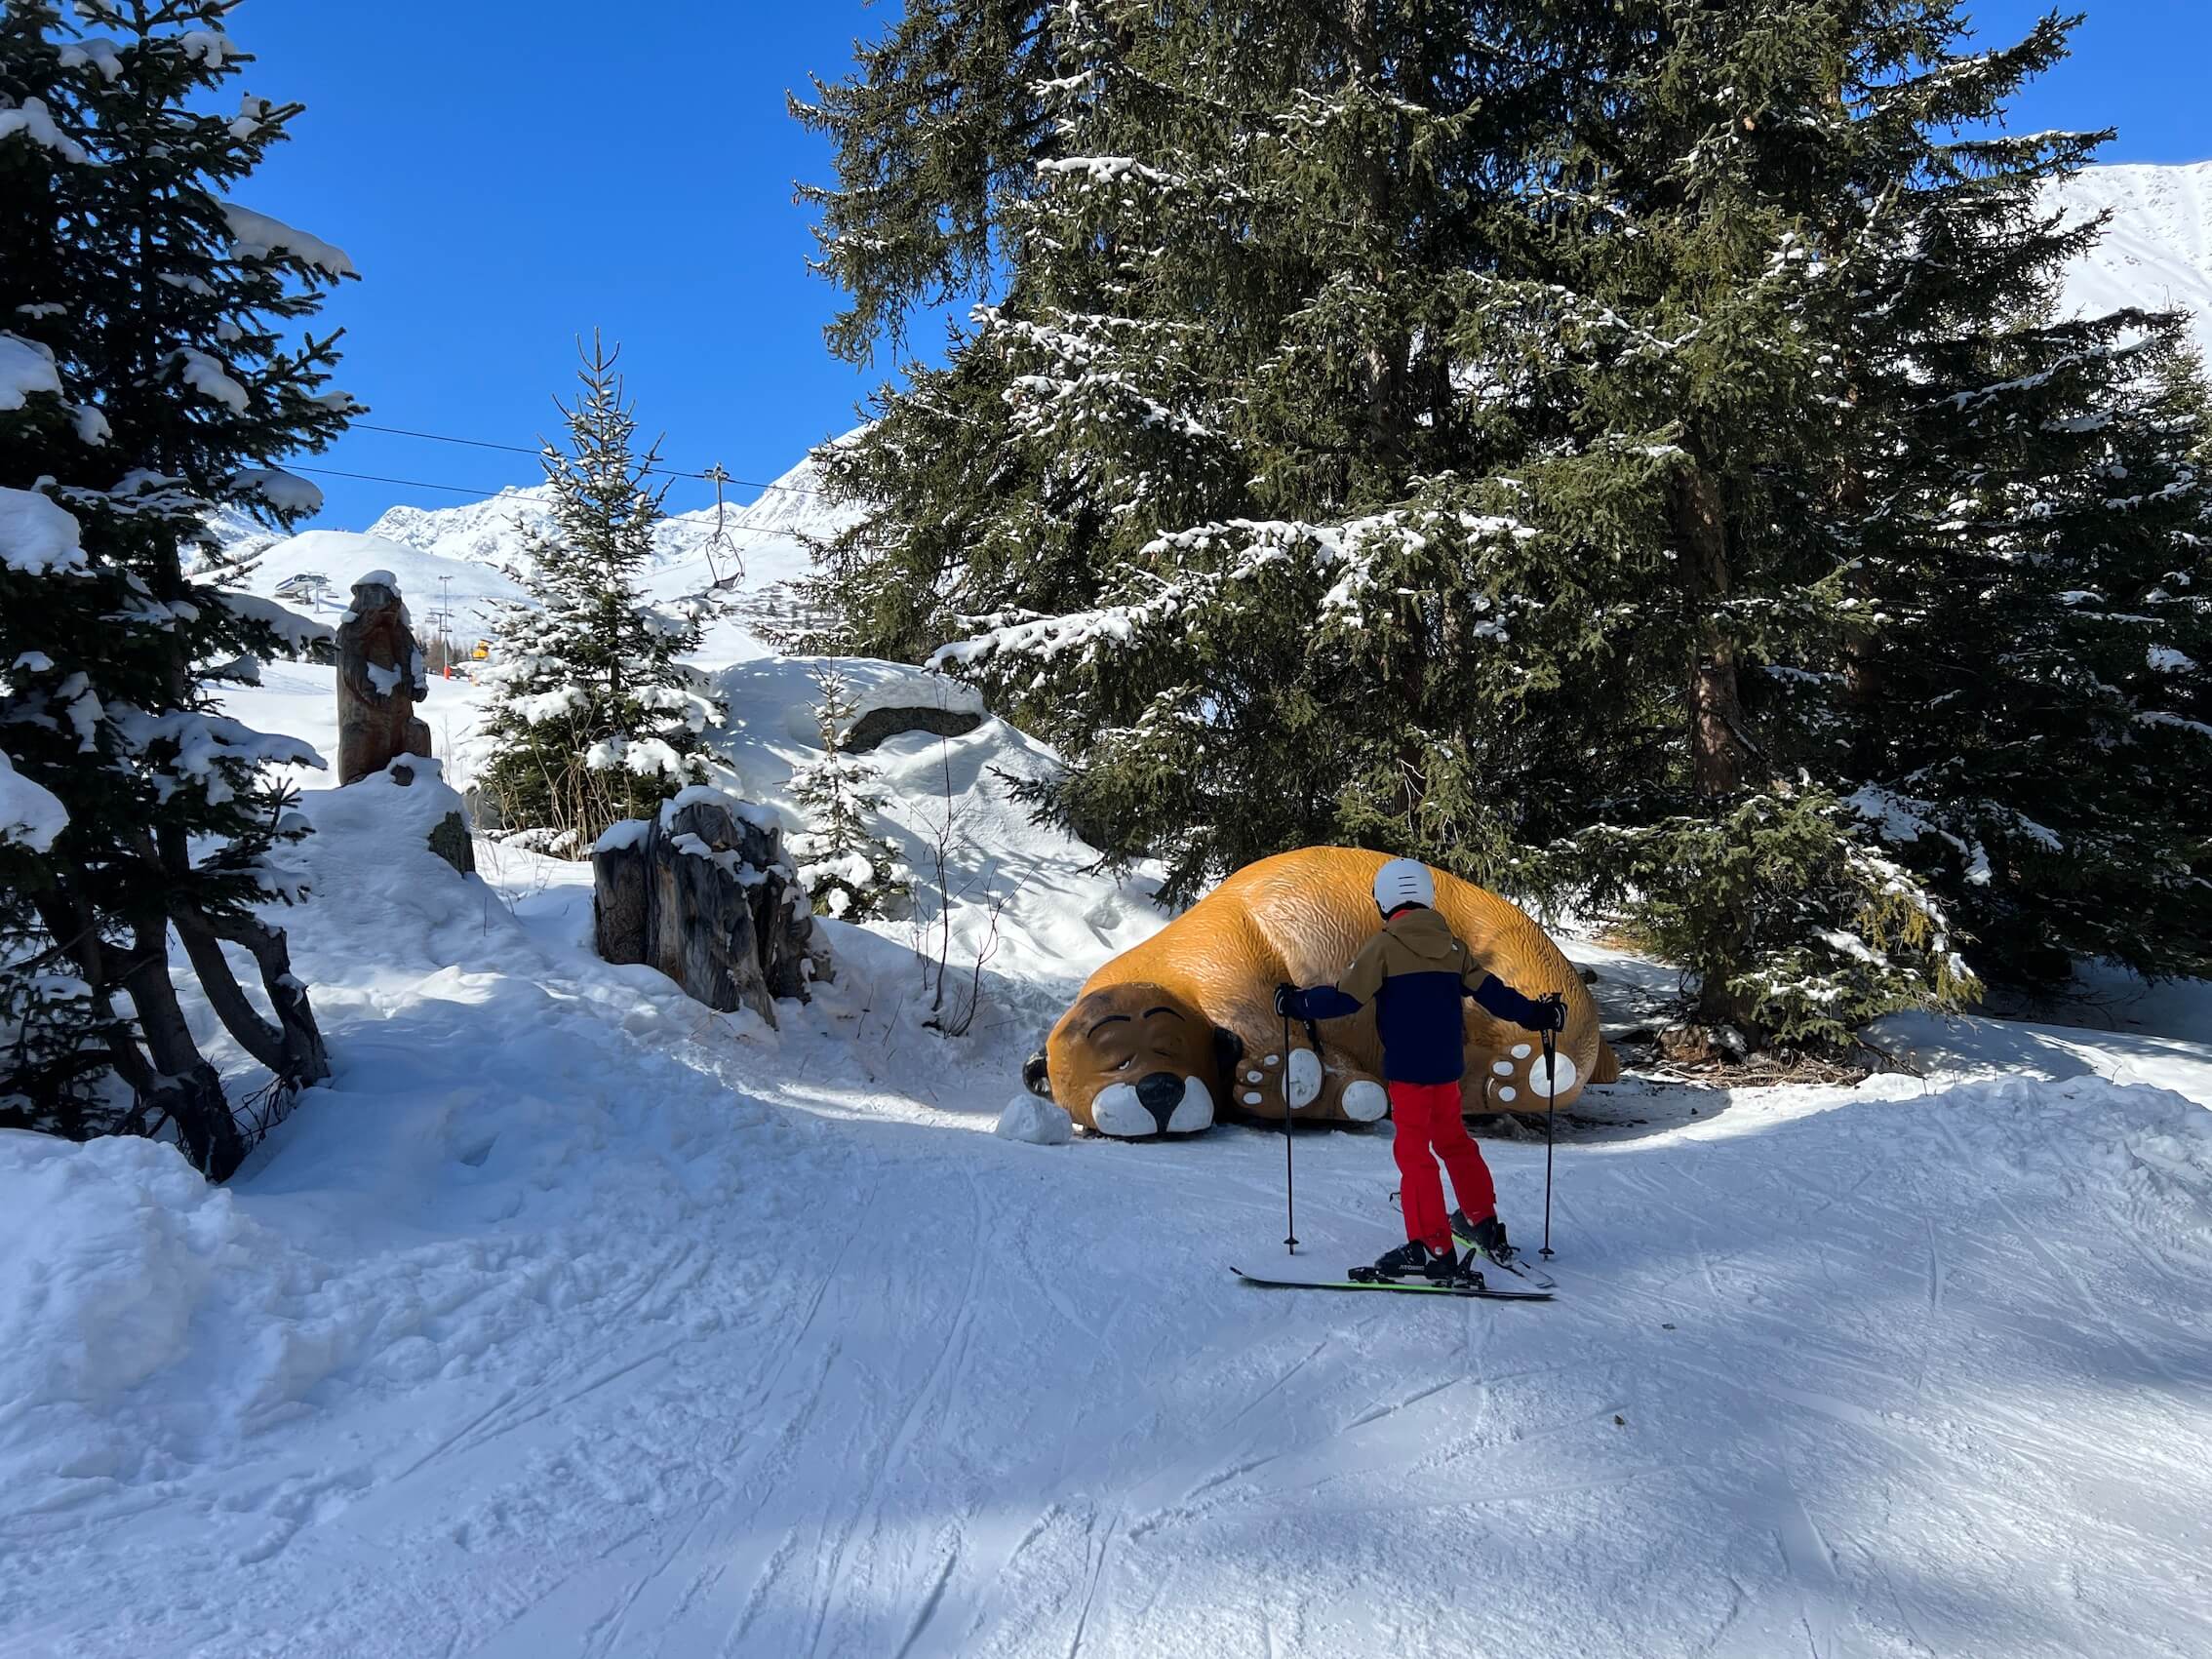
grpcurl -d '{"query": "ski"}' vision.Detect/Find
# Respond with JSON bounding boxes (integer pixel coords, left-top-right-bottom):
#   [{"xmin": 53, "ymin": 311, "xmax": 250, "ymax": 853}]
[
  {"xmin": 1387, "ymin": 1191, "xmax": 1558, "ymax": 1288},
  {"xmin": 1233, "ymin": 1266, "xmax": 1551, "ymax": 1302},
  {"xmin": 1459, "ymin": 1238, "xmax": 1556, "ymax": 1290}
]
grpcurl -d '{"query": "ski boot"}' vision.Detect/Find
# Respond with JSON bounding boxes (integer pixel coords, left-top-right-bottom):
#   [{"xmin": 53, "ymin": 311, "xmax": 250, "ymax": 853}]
[
  {"xmin": 1450, "ymin": 1208, "xmax": 1516, "ymax": 1267},
  {"xmin": 1350, "ymin": 1239, "xmax": 1475, "ymax": 1286}
]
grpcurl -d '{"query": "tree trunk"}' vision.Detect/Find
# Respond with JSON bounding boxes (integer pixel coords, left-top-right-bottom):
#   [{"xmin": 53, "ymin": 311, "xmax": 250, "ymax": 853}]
[
  {"xmin": 121, "ymin": 918, "xmax": 247, "ymax": 1181},
  {"xmin": 1833, "ymin": 381, "xmax": 1884, "ymax": 776},
  {"xmin": 593, "ymin": 832, "xmax": 652, "ymax": 964},
  {"xmin": 175, "ymin": 906, "xmax": 333, "ymax": 1086},
  {"xmin": 1671, "ymin": 462, "xmax": 1751, "ymax": 798},
  {"xmin": 34, "ymin": 885, "xmax": 158, "ymax": 1100},
  {"xmin": 591, "ymin": 798, "xmax": 815, "ymax": 1026}
]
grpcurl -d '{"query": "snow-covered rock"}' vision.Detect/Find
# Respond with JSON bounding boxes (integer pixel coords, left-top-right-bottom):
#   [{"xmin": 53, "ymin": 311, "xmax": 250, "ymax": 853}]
[
  {"xmin": 776, "ymin": 655, "xmax": 987, "ymax": 749},
  {"xmin": 994, "ymin": 1091, "xmax": 1073, "ymax": 1144}
]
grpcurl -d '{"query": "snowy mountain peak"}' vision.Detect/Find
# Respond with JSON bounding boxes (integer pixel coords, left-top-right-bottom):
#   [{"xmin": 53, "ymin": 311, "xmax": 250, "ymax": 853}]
[
  {"xmin": 362, "ymin": 485, "xmax": 558, "ymax": 575},
  {"xmin": 361, "ymin": 443, "xmax": 861, "ymax": 581},
  {"xmin": 2051, "ymin": 159, "xmax": 2212, "ymax": 358}
]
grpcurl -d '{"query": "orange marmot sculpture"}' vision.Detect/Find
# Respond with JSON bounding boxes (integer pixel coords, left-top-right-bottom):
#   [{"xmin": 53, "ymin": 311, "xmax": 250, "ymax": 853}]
[{"xmin": 1028, "ymin": 848, "xmax": 1619, "ymax": 1138}]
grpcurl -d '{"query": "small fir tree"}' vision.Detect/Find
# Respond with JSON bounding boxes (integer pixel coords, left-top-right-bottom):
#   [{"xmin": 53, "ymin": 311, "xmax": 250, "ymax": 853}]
[
  {"xmin": 476, "ymin": 338, "xmax": 723, "ymax": 854},
  {"xmin": 787, "ymin": 666, "xmax": 905, "ymax": 919},
  {"xmin": 1, "ymin": 0, "xmax": 352, "ymax": 1176}
]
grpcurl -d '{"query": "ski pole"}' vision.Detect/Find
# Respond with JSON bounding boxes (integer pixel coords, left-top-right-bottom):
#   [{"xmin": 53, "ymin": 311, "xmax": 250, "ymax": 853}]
[
  {"xmin": 1539, "ymin": 993, "xmax": 1561, "ymax": 1260},
  {"xmin": 1282, "ymin": 1008, "xmax": 1299, "ymax": 1254}
]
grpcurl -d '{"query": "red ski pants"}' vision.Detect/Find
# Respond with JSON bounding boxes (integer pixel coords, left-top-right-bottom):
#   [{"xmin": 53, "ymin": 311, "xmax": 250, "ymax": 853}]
[{"xmin": 1391, "ymin": 1080, "xmax": 1496, "ymax": 1251}]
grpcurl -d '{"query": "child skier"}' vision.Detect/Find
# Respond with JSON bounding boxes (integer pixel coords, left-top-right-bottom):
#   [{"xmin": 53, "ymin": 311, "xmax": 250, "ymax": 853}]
[{"xmin": 1275, "ymin": 857, "xmax": 1564, "ymax": 1282}]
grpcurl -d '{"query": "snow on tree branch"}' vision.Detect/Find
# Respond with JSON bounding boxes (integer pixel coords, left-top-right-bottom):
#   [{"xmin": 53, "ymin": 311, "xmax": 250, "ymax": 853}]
[
  {"xmin": 0, "ymin": 487, "xmax": 88, "ymax": 575},
  {"xmin": 220, "ymin": 205, "xmax": 359, "ymax": 280}
]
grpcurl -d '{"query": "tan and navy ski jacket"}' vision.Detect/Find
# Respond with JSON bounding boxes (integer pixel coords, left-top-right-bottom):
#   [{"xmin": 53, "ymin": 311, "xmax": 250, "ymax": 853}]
[{"xmin": 1294, "ymin": 905, "xmax": 1550, "ymax": 1085}]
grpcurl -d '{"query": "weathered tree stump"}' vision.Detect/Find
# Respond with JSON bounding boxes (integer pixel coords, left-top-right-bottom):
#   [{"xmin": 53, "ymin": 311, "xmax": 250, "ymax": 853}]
[
  {"xmin": 592, "ymin": 791, "xmax": 824, "ymax": 1026},
  {"xmin": 336, "ymin": 571, "xmax": 431, "ymax": 786}
]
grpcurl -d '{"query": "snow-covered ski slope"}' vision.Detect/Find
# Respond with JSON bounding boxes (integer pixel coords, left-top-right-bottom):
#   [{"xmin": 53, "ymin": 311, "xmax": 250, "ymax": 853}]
[
  {"xmin": 230, "ymin": 529, "xmax": 532, "ymax": 636},
  {"xmin": 5, "ymin": 654, "xmax": 2211, "ymax": 1659},
  {"xmin": 11, "ymin": 156, "xmax": 2212, "ymax": 1659},
  {"xmin": 2052, "ymin": 160, "xmax": 2212, "ymax": 359}
]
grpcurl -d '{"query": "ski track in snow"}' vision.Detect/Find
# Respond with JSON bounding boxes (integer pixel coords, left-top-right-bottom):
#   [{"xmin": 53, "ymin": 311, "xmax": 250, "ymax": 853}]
[
  {"xmin": 5, "ymin": 671, "xmax": 2212, "ymax": 1657},
  {"xmin": 12, "ymin": 157, "xmax": 2204, "ymax": 1658}
]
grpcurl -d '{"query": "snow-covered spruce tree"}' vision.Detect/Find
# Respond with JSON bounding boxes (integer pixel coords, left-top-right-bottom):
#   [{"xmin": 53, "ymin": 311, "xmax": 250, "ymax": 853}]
[
  {"xmin": 0, "ymin": 0, "xmax": 352, "ymax": 1175},
  {"xmin": 800, "ymin": 3, "xmax": 1640, "ymax": 897},
  {"xmin": 1459, "ymin": 0, "xmax": 2055, "ymax": 1033},
  {"xmin": 1807, "ymin": 145, "xmax": 2212, "ymax": 986},
  {"xmin": 476, "ymin": 338, "xmax": 723, "ymax": 854},
  {"xmin": 803, "ymin": 2, "xmax": 2208, "ymax": 1041},
  {"xmin": 0, "ymin": 522, "xmax": 117, "ymax": 1134},
  {"xmin": 787, "ymin": 666, "xmax": 904, "ymax": 919},
  {"xmin": 797, "ymin": 1, "xmax": 1956, "ymax": 1038},
  {"xmin": 1526, "ymin": 4, "xmax": 2212, "ymax": 1001}
]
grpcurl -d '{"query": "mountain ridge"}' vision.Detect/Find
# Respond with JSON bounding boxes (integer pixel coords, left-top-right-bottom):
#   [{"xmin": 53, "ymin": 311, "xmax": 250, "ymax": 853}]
[
  {"xmin": 361, "ymin": 444, "xmax": 860, "ymax": 578},
  {"xmin": 208, "ymin": 160, "xmax": 2212, "ymax": 595},
  {"xmin": 2051, "ymin": 159, "xmax": 2212, "ymax": 359}
]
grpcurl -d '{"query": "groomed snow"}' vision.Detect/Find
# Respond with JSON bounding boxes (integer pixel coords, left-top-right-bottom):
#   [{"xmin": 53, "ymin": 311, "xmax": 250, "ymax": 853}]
[
  {"xmin": 3, "ymin": 656, "xmax": 2210, "ymax": 1659},
  {"xmin": 10, "ymin": 170, "xmax": 2212, "ymax": 1646}
]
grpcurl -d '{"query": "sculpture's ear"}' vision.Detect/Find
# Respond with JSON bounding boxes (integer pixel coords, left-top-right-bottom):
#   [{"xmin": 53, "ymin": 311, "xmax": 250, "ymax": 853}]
[
  {"xmin": 1211, "ymin": 1025, "xmax": 1244, "ymax": 1086},
  {"xmin": 1022, "ymin": 1047, "xmax": 1052, "ymax": 1100}
]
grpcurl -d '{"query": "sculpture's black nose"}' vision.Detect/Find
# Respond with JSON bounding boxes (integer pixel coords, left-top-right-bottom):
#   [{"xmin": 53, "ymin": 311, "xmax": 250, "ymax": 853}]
[{"xmin": 1136, "ymin": 1070, "xmax": 1185, "ymax": 1131}]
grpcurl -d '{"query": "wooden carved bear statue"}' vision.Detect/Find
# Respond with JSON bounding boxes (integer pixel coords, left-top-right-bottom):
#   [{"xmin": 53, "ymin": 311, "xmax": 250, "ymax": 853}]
[{"xmin": 336, "ymin": 570, "xmax": 433, "ymax": 787}]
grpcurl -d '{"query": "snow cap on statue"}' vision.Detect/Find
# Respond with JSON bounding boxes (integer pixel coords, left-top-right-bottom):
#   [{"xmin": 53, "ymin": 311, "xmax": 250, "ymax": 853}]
[{"xmin": 1372, "ymin": 857, "xmax": 1435, "ymax": 916}]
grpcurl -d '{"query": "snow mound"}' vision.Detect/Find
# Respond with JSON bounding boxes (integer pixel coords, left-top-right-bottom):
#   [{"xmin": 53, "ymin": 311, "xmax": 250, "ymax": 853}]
[
  {"xmin": 995, "ymin": 1092, "xmax": 1073, "ymax": 1144},
  {"xmin": 0, "ymin": 1131, "xmax": 353, "ymax": 1490},
  {"xmin": 710, "ymin": 653, "xmax": 1165, "ymax": 1027},
  {"xmin": 777, "ymin": 655, "xmax": 986, "ymax": 746},
  {"xmin": 303, "ymin": 753, "xmax": 471, "ymax": 849}
]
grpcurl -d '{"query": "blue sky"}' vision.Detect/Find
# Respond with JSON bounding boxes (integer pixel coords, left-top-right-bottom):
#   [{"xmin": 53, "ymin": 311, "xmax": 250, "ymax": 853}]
[{"xmin": 235, "ymin": 1, "xmax": 2212, "ymax": 531}]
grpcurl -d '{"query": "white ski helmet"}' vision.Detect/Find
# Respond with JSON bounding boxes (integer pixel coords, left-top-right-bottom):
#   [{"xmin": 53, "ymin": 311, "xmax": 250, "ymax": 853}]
[{"xmin": 1372, "ymin": 857, "xmax": 1436, "ymax": 916}]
